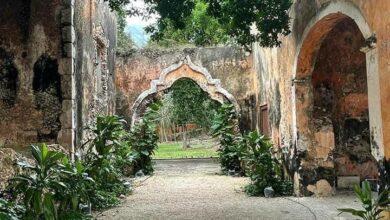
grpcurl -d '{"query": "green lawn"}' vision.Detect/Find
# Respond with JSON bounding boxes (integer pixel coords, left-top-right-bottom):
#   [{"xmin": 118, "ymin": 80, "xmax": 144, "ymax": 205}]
[{"xmin": 154, "ymin": 141, "xmax": 219, "ymax": 159}]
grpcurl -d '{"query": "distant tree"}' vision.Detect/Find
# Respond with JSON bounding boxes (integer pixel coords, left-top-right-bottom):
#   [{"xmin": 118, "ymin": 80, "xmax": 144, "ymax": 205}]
[
  {"xmin": 149, "ymin": 0, "xmax": 229, "ymax": 47},
  {"xmin": 207, "ymin": 0, "xmax": 292, "ymax": 48},
  {"xmin": 159, "ymin": 78, "xmax": 219, "ymax": 148},
  {"xmin": 104, "ymin": 0, "xmax": 292, "ymax": 49},
  {"xmin": 116, "ymin": 10, "xmax": 135, "ymax": 54}
]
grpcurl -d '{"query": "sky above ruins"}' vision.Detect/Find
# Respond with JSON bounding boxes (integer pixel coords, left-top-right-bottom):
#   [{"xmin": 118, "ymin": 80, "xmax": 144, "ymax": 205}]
[{"xmin": 125, "ymin": 0, "xmax": 157, "ymax": 47}]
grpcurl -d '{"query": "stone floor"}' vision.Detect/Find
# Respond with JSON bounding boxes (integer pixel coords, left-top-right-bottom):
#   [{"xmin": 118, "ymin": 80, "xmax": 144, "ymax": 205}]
[{"xmin": 96, "ymin": 159, "xmax": 361, "ymax": 220}]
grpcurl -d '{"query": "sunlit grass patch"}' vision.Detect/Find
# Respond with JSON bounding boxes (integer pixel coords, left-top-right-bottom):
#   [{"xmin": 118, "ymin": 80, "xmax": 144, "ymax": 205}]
[{"xmin": 154, "ymin": 141, "xmax": 218, "ymax": 159}]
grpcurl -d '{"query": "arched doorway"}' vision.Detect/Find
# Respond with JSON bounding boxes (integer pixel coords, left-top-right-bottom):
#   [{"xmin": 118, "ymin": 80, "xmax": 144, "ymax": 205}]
[
  {"xmin": 131, "ymin": 56, "xmax": 240, "ymax": 125},
  {"xmin": 292, "ymin": 1, "xmax": 383, "ymax": 195}
]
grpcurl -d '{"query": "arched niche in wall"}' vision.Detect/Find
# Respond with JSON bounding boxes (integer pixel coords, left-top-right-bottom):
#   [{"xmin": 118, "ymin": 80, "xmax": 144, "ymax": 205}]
[
  {"xmin": 131, "ymin": 56, "xmax": 240, "ymax": 125},
  {"xmin": 33, "ymin": 54, "xmax": 62, "ymax": 142},
  {"xmin": 0, "ymin": 48, "xmax": 18, "ymax": 108},
  {"xmin": 292, "ymin": 1, "xmax": 383, "ymax": 194}
]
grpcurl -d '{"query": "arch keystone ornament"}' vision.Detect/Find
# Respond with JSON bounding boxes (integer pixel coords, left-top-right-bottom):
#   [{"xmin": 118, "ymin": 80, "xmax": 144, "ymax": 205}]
[{"xmin": 131, "ymin": 56, "xmax": 240, "ymax": 125}]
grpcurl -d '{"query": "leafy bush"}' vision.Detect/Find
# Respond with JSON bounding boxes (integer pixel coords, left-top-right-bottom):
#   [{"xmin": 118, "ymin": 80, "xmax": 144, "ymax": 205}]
[
  {"xmin": 83, "ymin": 115, "xmax": 131, "ymax": 209},
  {"xmin": 57, "ymin": 158, "xmax": 94, "ymax": 219},
  {"xmin": 4, "ymin": 115, "xmax": 137, "ymax": 217},
  {"xmin": 211, "ymin": 105, "xmax": 292, "ymax": 196},
  {"xmin": 338, "ymin": 181, "xmax": 389, "ymax": 220},
  {"xmin": 11, "ymin": 144, "xmax": 65, "ymax": 219},
  {"xmin": 0, "ymin": 198, "xmax": 24, "ymax": 220},
  {"xmin": 89, "ymin": 190, "xmax": 120, "ymax": 210},
  {"xmin": 211, "ymin": 103, "xmax": 244, "ymax": 175},
  {"xmin": 243, "ymin": 131, "xmax": 292, "ymax": 197},
  {"xmin": 129, "ymin": 103, "xmax": 160, "ymax": 175}
]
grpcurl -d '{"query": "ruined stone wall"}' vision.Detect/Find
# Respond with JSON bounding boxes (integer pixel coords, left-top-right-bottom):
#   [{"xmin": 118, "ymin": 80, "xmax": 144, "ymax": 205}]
[
  {"xmin": 311, "ymin": 19, "xmax": 376, "ymax": 180},
  {"xmin": 0, "ymin": 0, "xmax": 117, "ymax": 153},
  {"xmin": 116, "ymin": 47, "xmax": 259, "ymax": 132},
  {"xmin": 254, "ymin": 0, "xmax": 390, "ymax": 195},
  {"xmin": 73, "ymin": 0, "xmax": 117, "ymax": 146},
  {"xmin": 0, "ymin": 0, "xmax": 64, "ymax": 152}
]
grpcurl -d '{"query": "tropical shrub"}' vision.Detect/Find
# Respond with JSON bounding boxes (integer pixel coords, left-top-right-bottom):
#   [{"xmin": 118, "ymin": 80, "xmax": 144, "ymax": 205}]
[
  {"xmin": 3, "ymin": 115, "xmax": 138, "ymax": 217},
  {"xmin": 243, "ymin": 131, "xmax": 292, "ymax": 197},
  {"xmin": 211, "ymin": 103, "xmax": 244, "ymax": 175},
  {"xmin": 0, "ymin": 198, "xmax": 24, "ymax": 220},
  {"xmin": 11, "ymin": 144, "xmax": 66, "ymax": 219},
  {"xmin": 82, "ymin": 115, "xmax": 131, "ymax": 209},
  {"xmin": 338, "ymin": 181, "xmax": 389, "ymax": 220},
  {"xmin": 57, "ymin": 158, "xmax": 94, "ymax": 219},
  {"xmin": 129, "ymin": 103, "xmax": 160, "ymax": 175}
]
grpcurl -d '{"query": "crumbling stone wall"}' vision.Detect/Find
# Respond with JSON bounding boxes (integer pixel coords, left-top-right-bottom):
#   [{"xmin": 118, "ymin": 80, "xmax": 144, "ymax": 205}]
[
  {"xmin": 73, "ymin": 0, "xmax": 117, "ymax": 146},
  {"xmin": 311, "ymin": 19, "xmax": 377, "ymax": 181},
  {"xmin": 0, "ymin": 0, "xmax": 64, "ymax": 150},
  {"xmin": 254, "ymin": 0, "xmax": 390, "ymax": 195},
  {"xmin": 116, "ymin": 47, "xmax": 259, "ymax": 132},
  {"xmin": 0, "ymin": 0, "xmax": 117, "ymax": 154}
]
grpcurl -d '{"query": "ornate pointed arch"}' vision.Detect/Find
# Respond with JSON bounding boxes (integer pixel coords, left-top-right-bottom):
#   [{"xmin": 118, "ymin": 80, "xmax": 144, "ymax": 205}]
[{"xmin": 131, "ymin": 56, "xmax": 240, "ymax": 125}]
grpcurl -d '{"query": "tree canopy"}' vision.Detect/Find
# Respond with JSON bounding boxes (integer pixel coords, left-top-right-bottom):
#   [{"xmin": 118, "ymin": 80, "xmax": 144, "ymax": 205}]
[
  {"xmin": 148, "ymin": 0, "xmax": 229, "ymax": 47},
  {"xmin": 167, "ymin": 78, "xmax": 220, "ymax": 128},
  {"xmin": 104, "ymin": 0, "xmax": 292, "ymax": 49},
  {"xmin": 116, "ymin": 10, "xmax": 135, "ymax": 54}
]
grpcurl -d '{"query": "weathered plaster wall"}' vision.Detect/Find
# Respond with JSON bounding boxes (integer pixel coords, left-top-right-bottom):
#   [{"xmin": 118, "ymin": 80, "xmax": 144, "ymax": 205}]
[
  {"xmin": 0, "ymin": 0, "xmax": 117, "ymax": 153},
  {"xmin": 74, "ymin": 0, "xmax": 117, "ymax": 146},
  {"xmin": 254, "ymin": 0, "xmax": 390, "ymax": 195},
  {"xmin": 0, "ymin": 0, "xmax": 64, "ymax": 151},
  {"xmin": 116, "ymin": 47, "xmax": 259, "ymax": 131}
]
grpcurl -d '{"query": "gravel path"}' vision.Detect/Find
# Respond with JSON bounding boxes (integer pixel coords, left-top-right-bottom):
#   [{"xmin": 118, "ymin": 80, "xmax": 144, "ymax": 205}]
[{"xmin": 97, "ymin": 159, "xmax": 360, "ymax": 220}]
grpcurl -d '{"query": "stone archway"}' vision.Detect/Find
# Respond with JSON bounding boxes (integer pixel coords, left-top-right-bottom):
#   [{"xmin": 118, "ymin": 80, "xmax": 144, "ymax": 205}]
[
  {"xmin": 131, "ymin": 56, "xmax": 240, "ymax": 125},
  {"xmin": 291, "ymin": 1, "xmax": 383, "ymax": 195}
]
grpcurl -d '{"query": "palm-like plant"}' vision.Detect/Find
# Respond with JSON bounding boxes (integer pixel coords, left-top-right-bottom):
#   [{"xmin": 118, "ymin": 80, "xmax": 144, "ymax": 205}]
[
  {"xmin": 83, "ymin": 115, "xmax": 131, "ymax": 209},
  {"xmin": 338, "ymin": 181, "xmax": 389, "ymax": 220},
  {"xmin": 0, "ymin": 198, "xmax": 24, "ymax": 220},
  {"xmin": 57, "ymin": 158, "xmax": 94, "ymax": 219},
  {"xmin": 84, "ymin": 115, "xmax": 128, "ymax": 184},
  {"xmin": 11, "ymin": 144, "xmax": 65, "ymax": 219}
]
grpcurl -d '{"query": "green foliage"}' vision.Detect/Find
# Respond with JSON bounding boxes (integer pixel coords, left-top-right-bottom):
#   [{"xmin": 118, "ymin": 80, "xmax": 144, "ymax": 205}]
[
  {"xmin": 211, "ymin": 103, "xmax": 243, "ymax": 175},
  {"xmin": 105, "ymin": 0, "xmax": 292, "ymax": 48},
  {"xmin": 0, "ymin": 198, "xmax": 24, "ymax": 220},
  {"xmin": 211, "ymin": 106, "xmax": 292, "ymax": 196},
  {"xmin": 243, "ymin": 131, "xmax": 292, "ymax": 197},
  {"xmin": 83, "ymin": 115, "xmax": 131, "ymax": 209},
  {"xmin": 207, "ymin": 0, "xmax": 292, "ymax": 48},
  {"xmin": 10, "ymin": 144, "xmax": 94, "ymax": 219},
  {"xmin": 56, "ymin": 158, "xmax": 94, "ymax": 218},
  {"xmin": 129, "ymin": 103, "xmax": 160, "ymax": 175},
  {"xmin": 116, "ymin": 10, "xmax": 135, "ymax": 55},
  {"xmin": 169, "ymin": 78, "xmax": 219, "ymax": 128},
  {"xmin": 4, "ymin": 115, "xmax": 137, "ymax": 217},
  {"xmin": 338, "ymin": 181, "xmax": 390, "ymax": 220},
  {"xmin": 150, "ymin": 0, "xmax": 229, "ymax": 47},
  {"xmin": 89, "ymin": 190, "xmax": 120, "ymax": 210},
  {"xmin": 11, "ymin": 144, "xmax": 65, "ymax": 219}
]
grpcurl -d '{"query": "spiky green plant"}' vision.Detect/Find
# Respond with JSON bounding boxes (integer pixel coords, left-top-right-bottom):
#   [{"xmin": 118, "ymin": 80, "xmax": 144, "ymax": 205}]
[
  {"xmin": 11, "ymin": 144, "xmax": 65, "ymax": 219},
  {"xmin": 338, "ymin": 181, "xmax": 389, "ymax": 220}
]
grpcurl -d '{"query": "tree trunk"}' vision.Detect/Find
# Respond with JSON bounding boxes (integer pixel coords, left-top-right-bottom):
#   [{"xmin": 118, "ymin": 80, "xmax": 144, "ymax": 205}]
[
  {"xmin": 172, "ymin": 124, "xmax": 175, "ymax": 143},
  {"xmin": 162, "ymin": 120, "xmax": 168, "ymax": 142},
  {"xmin": 182, "ymin": 125, "xmax": 190, "ymax": 149}
]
